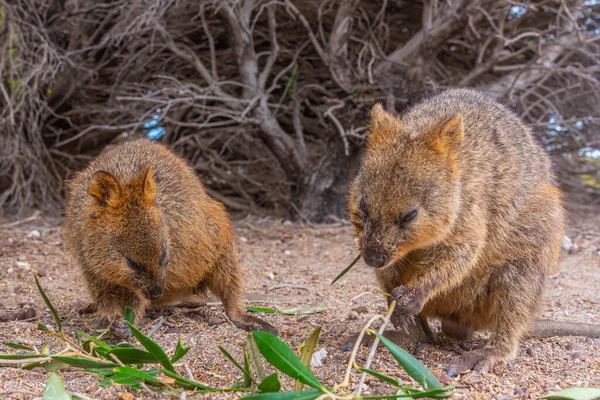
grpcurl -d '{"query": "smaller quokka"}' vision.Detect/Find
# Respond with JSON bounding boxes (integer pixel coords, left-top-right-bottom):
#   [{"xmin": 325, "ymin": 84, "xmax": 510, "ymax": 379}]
[{"xmin": 64, "ymin": 140, "xmax": 275, "ymax": 338}]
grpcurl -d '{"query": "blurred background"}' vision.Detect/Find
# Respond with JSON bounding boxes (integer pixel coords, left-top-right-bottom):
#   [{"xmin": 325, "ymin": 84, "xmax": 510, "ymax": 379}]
[{"xmin": 1, "ymin": 0, "xmax": 599, "ymax": 222}]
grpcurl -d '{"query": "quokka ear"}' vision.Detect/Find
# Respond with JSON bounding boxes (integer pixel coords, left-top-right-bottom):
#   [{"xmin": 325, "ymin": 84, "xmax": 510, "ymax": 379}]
[
  {"xmin": 88, "ymin": 171, "xmax": 123, "ymax": 208},
  {"xmin": 367, "ymin": 103, "xmax": 401, "ymax": 149},
  {"xmin": 422, "ymin": 114, "xmax": 464, "ymax": 154},
  {"xmin": 136, "ymin": 168, "xmax": 156, "ymax": 204}
]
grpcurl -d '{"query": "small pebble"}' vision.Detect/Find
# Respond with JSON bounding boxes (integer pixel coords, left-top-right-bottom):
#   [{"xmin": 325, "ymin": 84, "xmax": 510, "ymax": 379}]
[
  {"xmin": 14, "ymin": 308, "xmax": 36, "ymax": 321},
  {"xmin": 352, "ymin": 306, "xmax": 368, "ymax": 314},
  {"xmin": 36, "ymin": 269, "xmax": 48, "ymax": 277},
  {"xmin": 26, "ymin": 230, "xmax": 41, "ymax": 239},
  {"xmin": 347, "ymin": 311, "xmax": 359, "ymax": 321},
  {"xmin": 466, "ymin": 373, "xmax": 482, "ymax": 383},
  {"xmin": 310, "ymin": 348, "xmax": 328, "ymax": 367},
  {"xmin": 208, "ymin": 316, "xmax": 224, "ymax": 326},
  {"xmin": 566, "ymin": 342, "xmax": 583, "ymax": 351},
  {"xmin": 413, "ymin": 342, "xmax": 427, "ymax": 355},
  {"xmin": 526, "ymin": 347, "xmax": 535, "ymax": 357},
  {"xmin": 164, "ymin": 326, "xmax": 182, "ymax": 334}
]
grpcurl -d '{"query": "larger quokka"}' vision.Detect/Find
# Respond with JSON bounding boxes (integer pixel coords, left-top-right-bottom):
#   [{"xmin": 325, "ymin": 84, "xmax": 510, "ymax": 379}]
[
  {"xmin": 348, "ymin": 88, "xmax": 599, "ymax": 375},
  {"xmin": 64, "ymin": 140, "xmax": 275, "ymax": 338}
]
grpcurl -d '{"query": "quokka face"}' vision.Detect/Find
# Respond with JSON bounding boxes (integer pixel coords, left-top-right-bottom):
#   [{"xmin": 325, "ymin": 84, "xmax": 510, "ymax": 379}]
[
  {"xmin": 85, "ymin": 168, "xmax": 168, "ymax": 301},
  {"xmin": 348, "ymin": 104, "xmax": 463, "ymax": 269}
]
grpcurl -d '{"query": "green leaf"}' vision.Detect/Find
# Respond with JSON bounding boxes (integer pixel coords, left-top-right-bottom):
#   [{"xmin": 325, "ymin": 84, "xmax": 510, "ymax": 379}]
[
  {"xmin": 295, "ymin": 326, "xmax": 321, "ymax": 391},
  {"xmin": 77, "ymin": 332, "xmax": 110, "ymax": 350},
  {"xmin": 51, "ymin": 356, "xmax": 116, "ymax": 369},
  {"xmin": 42, "ymin": 372, "xmax": 71, "ymax": 400},
  {"xmin": 124, "ymin": 306, "xmax": 135, "ymax": 324},
  {"xmin": 24, "ymin": 360, "xmax": 70, "ymax": 372},
  {"xmin": 219, "ymin": 345, "xmax": 255, "ymax": 385},
  {"xmin": 246, "ymin": 306, "xmax": 279, "ymax": 313},
  {"xmin": 278, "ymin": 307, "xmax": 327, "ymax": 315},
  {"xmin": 106, "ymin": 348, "xmax": 158, "ymax": 364},
  {"xmin": 112, "ymin": 366, "xmax": 164, "ymax": 385},
  {"xmin": 369, "ymin": 331, "xmax": 442, "ymax": 390},
  {"xmin": 37, "ymin": 322, "xmax": 50, "ymax": 331},
  {"xmin": 34, "ymin": 273, "xmax": 62, "ymax": 333},
  {"xmin": 245, "ymin": 306, "xmax": 326, "ymax": 315},
  {"xmin": 161, "ymin": 368, "xmax": 214, "ymax": 390},
  {"xmin": 0, "ymin": 353, "xmax": 47, "ymax": 360},
  {"xmin": 243, "ymin": 348, "xmax": 252, "ymax": 388},
  {"xmin": 84, "ymin": 367, "xmax": 117, "ymax": 376},
  {"xmin": 252, "ymin": 331, "xmax": 323, "ymax": 390},
  {"xmin": 2, "ymin": 342, "xmax": 35, "ymax": 351},
  {"xmin": 258, "ymin": 373, "xmax": 281, "ymax": 393},
  {"xmin": 99, "ymin": 373, "xmax": 137, "ymax": 387},
  {"xmin": 330, "ymin": 254, "xmax": 361, "ymax": 285},
  {"xmin": 540, "ymin": 387, "xmax": 600, "ymax": 400},
  {"xmin": 359, "ymin": 385, "xmax": 455, "ymax": 398},
  {"xmin": 360, "ymin": 385, "xmax": 454, "ymax": 400},
  {"xmin": 112, "ymin": 342, "xmax": 135, "ymax": 349},
  {"xmin": 126, "ymin": 321, "xmax": 174, "ymax": 372},
  {"xmin": 98, "ymin": 369, "xmax": 161, "ymax": 387},
  {"xmin": 170, "ymin": 338, "xmax": 190, "ymax": 363},
  {"xmin": 240, "ymin": 390, "xmax": 322, "ymax": 400},
  {"xmin": 246, "ymin": 333, "xmax": 266, "ymax": 381},
  {"xmin": 354, "ymin": 364, "xmax": 400, "ymax": 386}
]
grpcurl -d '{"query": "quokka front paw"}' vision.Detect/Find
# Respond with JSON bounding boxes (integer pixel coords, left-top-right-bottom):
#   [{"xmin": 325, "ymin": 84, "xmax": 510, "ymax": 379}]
[{"xmin": 391, "ymin": 286, "xmax": 427, "ymax": 317}]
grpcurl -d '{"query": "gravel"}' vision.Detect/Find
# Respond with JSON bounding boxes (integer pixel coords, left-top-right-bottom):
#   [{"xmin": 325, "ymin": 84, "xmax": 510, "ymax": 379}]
[{"xmin": 0, "ymin": 211, "xmax": 598, "ymax": 399}]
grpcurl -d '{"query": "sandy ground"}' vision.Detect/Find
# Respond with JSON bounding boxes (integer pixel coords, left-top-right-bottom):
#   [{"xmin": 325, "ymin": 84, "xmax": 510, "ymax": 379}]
[{"xmin": 0, "ymin": 210, "xmax": 599, "ymax": 399}]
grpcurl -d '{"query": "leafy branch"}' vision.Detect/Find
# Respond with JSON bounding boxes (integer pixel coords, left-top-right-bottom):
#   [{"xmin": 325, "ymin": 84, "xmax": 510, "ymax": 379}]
[{"xmin": 3, "ymin": 274, "xmax": 599, "ymax": 400}]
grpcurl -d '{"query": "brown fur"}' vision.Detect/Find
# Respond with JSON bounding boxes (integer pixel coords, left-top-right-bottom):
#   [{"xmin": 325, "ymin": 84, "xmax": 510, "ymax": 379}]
[
  {"xmin": 348, "ymin": 88, "xmax": 575, "ymax": 375},
  {"xmin": 64, "ymin": 140, "xmax": 275, "ymax": 337}
]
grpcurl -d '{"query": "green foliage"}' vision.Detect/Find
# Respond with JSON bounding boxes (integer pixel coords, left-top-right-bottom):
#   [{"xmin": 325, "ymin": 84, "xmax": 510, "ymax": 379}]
[
  {"xmin": 42, "ymin": 373, "xmax": 71, "ymax": 400},
  {"xmin": 171, "ymin": 338, "xmax": 191, "ymax": 363},
  {"xmin": 246, "ymin": 305, "xmax": 326, "ymax": 315},
  {"xmin": 369, "ymin": 330, "xmax": 443, "ymax": 391},
  {"xmin": 2, "ymin": 342, "xmax": 35, "ymax": 351},
  {"xmin": 252, "ymin": 330, "xmax": 324, "ymax": 391},
  {"xmin": 126, "ymin": 321, "xmax": 174, "ymax": 372},
  {"xmin": 331, "ymin": 253, "xmax": 362, "ymax": 285},
  {"xmin": 34, "ymin": 273, "xmax": 62, "ymax": 333},
  {"xmin": 123, "ymin": 306, "xmax": 135, "ymax": 324},
  {"xmin": 257, "ymin": 373, "xmax": 281, "ymax": 393},
  {"xmin": 0, "ymin": 275, "xmax": 462, "ymax": 398},
  {"xmin": 295, "ymin": 326, "xmax": 321, "ymax": 391},
  {"xmin": 246, "ymin": 333, "xmax": 266, "ymax": 381},
  {"xmin": 540, "ymin": 387, "xmax": 600, "ymax": 400}
]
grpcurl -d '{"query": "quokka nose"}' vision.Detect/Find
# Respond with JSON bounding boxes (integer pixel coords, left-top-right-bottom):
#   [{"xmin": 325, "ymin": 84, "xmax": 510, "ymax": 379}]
[{"xmin": 363, "ymin": 247, "xmax": 387, "ymax": 268}]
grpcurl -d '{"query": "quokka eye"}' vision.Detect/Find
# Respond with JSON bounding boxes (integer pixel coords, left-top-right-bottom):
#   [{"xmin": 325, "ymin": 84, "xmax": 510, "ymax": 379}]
[
  {"xmin": 126, "ymin": 258, "xmax": 141, "ymax": 270},
  {"xmin": 359, "ymin": 198, "xmax": 367, "ymax": 216},
  {"xmin": 401, "ymin": 209, "xmax": 418, "ymax": 224}
]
